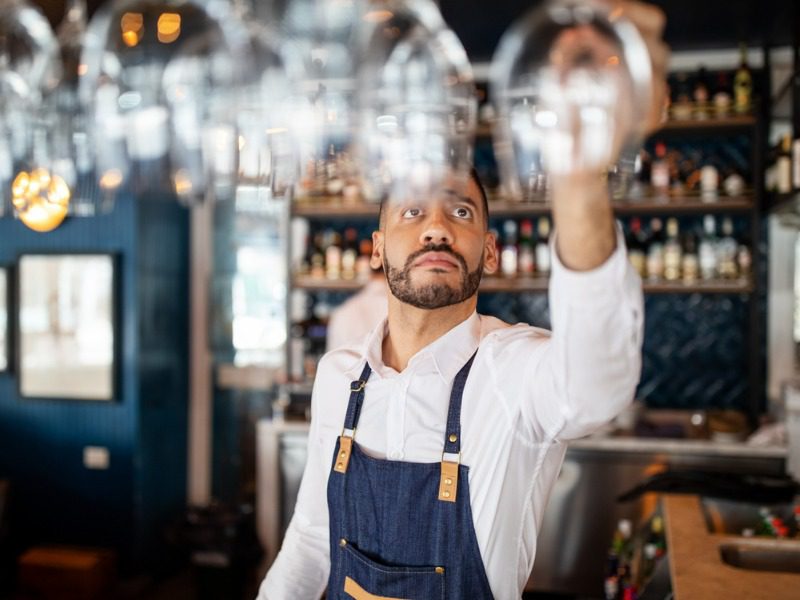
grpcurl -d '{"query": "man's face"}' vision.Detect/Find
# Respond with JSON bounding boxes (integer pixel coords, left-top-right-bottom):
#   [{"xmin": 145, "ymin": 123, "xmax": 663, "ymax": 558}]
[{"xmin": 372, "ymin": 177, "xmax": 498, "ymax": 310}]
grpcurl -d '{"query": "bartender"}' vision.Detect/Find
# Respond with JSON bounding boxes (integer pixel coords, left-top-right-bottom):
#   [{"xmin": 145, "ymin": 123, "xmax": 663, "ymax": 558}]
[{"xmin": 258, "ymin": 2, "xmax": 668, "ymax": 598}]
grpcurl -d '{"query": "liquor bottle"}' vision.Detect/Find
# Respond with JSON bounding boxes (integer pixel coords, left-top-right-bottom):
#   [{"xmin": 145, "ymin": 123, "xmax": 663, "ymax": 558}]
[
  {"xmin": 626, "ymin": 218, "xmax": 647, "ymax": 278},
  {"xmin": 717, "ymin": 217, "xmax": 739, "ymax": 279},
  {"xmin": 737, "ymin": 237, "xmax": 752, "ymax": 279},
  {"xmin": 310, "ymin": 232, "xmax": 326, "ymax": 279},
  {"xmin": 355, "ymin": 239, "xmax": 373, "ymax": 281},
  {"xmin": 777, "ymin": 134, "xmax": 793, "ymax": 194},
  {"xmin": 663, "ymin": 218, "xmax": 682, "ymax": 281},
  {"xmin": 651, "ymin": 142, "xmax": 670, "ymax": 197},
  {"xmin": 646, "ymin": 218, "xmax": 665, "ymax": 281},
  {"xmin": 501, "ymin": 220, "xmax": 518, "ymax": 278},
  {"xmin": 535, "ymin": 217, "xmax": 551, "ymax": 275},
  {"xmin": 681, "ymin": 232, "xmax": 699, "ymax": 283},
  {"xmin": 700, "ymin": 165, "xmax": 719, "ymax": 200},
  {"xmin": 793, "ymin": 135, "xmax": 800, "ymax": 190},
  {"xmin": 671, "ymin": 72, "xmax": 693, "ymax": 120},
  {"xmin": 325, "ymin": 230, "xmax": 342, "ymax": 280},
  {"xmin": 734, "ymin": 44, "xmax": 753, "ymax": 115},
  {"xmin": 692, "ymin": 66, "xmax": 710, "ymax": 120},
  {"xmin": 712, "ymin": 71, "xmax": 732, "ymax": 117},
  {"xmin": 518, "ymin": 219, "xmax": 535, "ymax": 276},
  {"xmin": 699, "ymin": 215, "xmax": 718, "ymax": 280},
  {"xmin": 341, "ymin": 227, "xmax": 358, "ymax": 280}
]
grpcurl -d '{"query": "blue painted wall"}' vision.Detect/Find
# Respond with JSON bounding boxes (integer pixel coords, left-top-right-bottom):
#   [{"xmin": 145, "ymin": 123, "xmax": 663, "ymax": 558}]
[{"xmin": 0, "ymin": 192, "xmax": 189, "ymax": 569}]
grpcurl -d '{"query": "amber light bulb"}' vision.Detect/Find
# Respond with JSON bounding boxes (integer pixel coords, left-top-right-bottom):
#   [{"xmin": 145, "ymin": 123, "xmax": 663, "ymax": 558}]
[{"xmin": 11, "ymin": 167, "xmax": 71, "ymax": 232}]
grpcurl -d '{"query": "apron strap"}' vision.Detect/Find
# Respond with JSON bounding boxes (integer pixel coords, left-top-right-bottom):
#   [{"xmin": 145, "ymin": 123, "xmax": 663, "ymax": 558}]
[
  {"xmin": 334, "ymin": 361, "xmax": 372, "ymax": 475},
  {"xmin": 439, "ymin": 350, "xmax": 478, "ymax": 503}
]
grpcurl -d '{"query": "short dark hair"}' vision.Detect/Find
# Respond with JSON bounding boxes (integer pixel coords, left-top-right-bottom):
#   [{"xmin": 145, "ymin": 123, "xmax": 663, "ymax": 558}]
[{"xmin": 378, "ymin": 167, "xmax": 490, "ymax": 230}]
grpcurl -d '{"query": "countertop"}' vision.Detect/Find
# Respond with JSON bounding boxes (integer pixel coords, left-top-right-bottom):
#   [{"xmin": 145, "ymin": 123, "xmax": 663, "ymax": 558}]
[
  {"xmin": 663, "ymin": 494, "xmax": 800, "ymax": 599},
  {"xmin": 571, "ymin": 436, "xmax": 787, "ymax": 458},
  {"xmin": 263, "ymin": 417, "xmax": 789, "ymax": 458}
]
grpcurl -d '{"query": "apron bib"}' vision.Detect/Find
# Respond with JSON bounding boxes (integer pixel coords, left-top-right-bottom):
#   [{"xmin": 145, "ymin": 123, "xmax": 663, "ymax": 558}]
[{"xmin": 326, "ymin": 353, "xmax": 494, "ymax": 600}]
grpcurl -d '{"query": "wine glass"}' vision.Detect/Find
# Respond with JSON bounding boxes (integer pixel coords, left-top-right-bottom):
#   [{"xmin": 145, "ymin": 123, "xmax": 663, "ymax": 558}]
[
  {"xmin": 162, "ymin": 0, "xmax": 294, "ymax": 205},
  {"xmin": 79, "ymin": 0, "xmax": 255, "ymax": 202},
  {"xmin": 266, "ymin": 0, "xmax": 367, "ymax": 201},
  {"xmin": 490, "ymin": 0, "xmax": 652, "ymax": 201},
  {"xmin": 355, "ymin": 0, "xmax": 476, "ymax": 203}
]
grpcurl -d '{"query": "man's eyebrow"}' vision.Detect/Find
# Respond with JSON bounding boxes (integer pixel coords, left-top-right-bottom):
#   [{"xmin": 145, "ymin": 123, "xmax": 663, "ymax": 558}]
[{"xmin": 441, "ymin": 188, "xmax": 478, "ymax": 208}]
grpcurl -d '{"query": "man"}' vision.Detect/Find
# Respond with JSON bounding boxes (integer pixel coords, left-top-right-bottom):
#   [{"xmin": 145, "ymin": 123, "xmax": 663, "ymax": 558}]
[{"xmin": 259, "ymin": 3, "xmax": 667, "ymax": 598}]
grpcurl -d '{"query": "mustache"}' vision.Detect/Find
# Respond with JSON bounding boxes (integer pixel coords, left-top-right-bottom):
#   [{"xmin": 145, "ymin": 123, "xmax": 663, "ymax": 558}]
[{"xmin": 404, "ymin": 244, "xmax": 468, "ymax": 272}]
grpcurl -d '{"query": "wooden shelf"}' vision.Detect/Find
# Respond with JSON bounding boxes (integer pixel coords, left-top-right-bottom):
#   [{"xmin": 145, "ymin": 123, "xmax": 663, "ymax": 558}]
[
  {"xmin": 293, "ymin": 275, "xmax": 754, "ymax": 295},
  {"xmin": 292, "ymin": 195, "xmax": 755, "ymax": 219},
  {"xmin": 292, "ymin": 198, "xmax": 379, "ymax": 218},
  {"xmin": 474, "ymin": 115, "xmax": 756, "ymax": 139},
  {"xmin": 655, "ymin": 114, "xmax": 757, "ymax": 132},
  {"xmin": 487, "ymin": 195, "xmax": 755, "ymax": 217}
]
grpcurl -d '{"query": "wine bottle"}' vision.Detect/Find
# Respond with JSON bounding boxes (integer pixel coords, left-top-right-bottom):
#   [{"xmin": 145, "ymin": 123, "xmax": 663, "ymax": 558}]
[{"xmin": 733, "ymin": 44, "xmax": 753, "ymax": 115}]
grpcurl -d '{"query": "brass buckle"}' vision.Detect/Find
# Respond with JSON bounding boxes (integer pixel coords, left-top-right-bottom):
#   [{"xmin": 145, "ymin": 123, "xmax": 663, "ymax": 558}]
[{"xmin": 350, "ymin": 380, "xmax": 366, "ymax": 393}]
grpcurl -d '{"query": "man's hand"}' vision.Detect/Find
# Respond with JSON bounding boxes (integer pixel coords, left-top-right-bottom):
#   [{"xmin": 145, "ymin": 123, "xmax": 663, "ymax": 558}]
[{"xmin": 552, "ymin": 1, "xmax": 668, "ymax": 272}]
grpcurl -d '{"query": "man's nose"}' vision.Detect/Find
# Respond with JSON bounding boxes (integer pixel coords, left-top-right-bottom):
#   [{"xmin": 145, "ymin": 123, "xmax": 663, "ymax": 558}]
[{"xmin": 419, "ymin": 209, "xmax": 454, "ymax": 246}]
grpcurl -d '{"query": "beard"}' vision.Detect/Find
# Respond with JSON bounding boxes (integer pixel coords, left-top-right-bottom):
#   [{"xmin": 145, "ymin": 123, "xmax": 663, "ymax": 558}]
[{"xmin": 384, "ymin": 243, "xmax": 483, "ymax": 309}]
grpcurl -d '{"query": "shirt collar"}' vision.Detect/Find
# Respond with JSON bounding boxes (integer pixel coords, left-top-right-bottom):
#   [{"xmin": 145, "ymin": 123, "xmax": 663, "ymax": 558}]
[{"xmin": 347, "ymin": 311, "xmax": 481, "ymax": 384}]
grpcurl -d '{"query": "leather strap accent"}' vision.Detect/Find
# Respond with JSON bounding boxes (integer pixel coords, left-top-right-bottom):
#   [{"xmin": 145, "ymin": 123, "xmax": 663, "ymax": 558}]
[
  {"xmin": 344, "ymin": 576, "xmax": 407, "ymax": 600},
  {"xmin": 438, "ymin": 460, "xmax": 459, "ymax": 503},
  {"xmin": 334, "ymin": 436, "xmax": 353, "ymax": 474}
]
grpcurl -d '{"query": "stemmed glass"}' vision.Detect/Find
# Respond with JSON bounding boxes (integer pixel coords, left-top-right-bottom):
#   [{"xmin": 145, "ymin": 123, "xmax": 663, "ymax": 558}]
[
  {"xmin": 355, "ymin": 0, "xmax": 476, "ymax": 203},
  {"xmin": 490, "ymin": 0, "xmax": 652, "ymax": 201},
  {"xmin": 79, "ymin": 0, "xmax": 257, "ymax": 202}
]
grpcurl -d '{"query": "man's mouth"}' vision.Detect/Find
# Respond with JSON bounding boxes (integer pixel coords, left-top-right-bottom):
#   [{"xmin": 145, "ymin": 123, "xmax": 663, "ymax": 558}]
[{"xmin": 413, "ymin": 252, "xmax": 460, "ymax": 270}]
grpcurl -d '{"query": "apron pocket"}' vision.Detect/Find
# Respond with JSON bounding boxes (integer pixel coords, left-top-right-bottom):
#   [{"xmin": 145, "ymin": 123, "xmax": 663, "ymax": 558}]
[{"xmin": 338, "ymin": 539, "xmax": 445, "ymax": 600}]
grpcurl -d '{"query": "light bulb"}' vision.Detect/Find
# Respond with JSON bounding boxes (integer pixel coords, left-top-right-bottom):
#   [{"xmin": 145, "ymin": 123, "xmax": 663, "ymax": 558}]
[
  {"xmin": 491, "ymin": 0, "xmax": 652, "ymax": 201},
  {"xmin": 12, "ymin": 167, "xmax": 71, "ymax": 232},
  {"xmin": 355, "ymin": 0, "xmax": 477, "ymax": 203}
]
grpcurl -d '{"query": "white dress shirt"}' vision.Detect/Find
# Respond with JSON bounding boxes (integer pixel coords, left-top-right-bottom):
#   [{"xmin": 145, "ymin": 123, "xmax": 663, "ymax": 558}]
[{"xmin": 259, "ymin": 229, "xmax": 644, "ymax": 600}]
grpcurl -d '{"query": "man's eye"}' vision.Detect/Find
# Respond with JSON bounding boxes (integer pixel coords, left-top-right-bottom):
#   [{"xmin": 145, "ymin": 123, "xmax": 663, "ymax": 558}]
[
  {"xmin": 453, "ymin": 206, "xmax": 472, "ymax": 218},
  {"xmin": 402, "ymin": 207, "xmax": 422, "ymax": 218}
]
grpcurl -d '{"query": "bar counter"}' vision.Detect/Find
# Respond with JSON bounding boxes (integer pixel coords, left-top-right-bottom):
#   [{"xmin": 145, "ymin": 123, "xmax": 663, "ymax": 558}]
[{"xmin": 663, "ymin": 494, "xmax": 800, "ymax": 599}]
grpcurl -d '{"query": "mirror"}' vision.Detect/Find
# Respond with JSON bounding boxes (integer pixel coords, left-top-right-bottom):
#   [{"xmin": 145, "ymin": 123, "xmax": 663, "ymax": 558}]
[
  {"xmin": 0, "ymin": 267, "xmax": 7, "ymax": 372},
  {"xmin": 17, "ymin": 254, "xmax": 116, "ymax": 400}
]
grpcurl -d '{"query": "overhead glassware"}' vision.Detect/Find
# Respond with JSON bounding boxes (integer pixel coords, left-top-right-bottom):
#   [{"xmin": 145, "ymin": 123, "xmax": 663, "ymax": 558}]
[
  {"xmin": 38, "ymin": 0, "xmax": 100, "ymax": 216},
  {"xmin": 268, "ymin": 0, "xmax": 366, "ymax": 201},
  {"xmin": 355, "ymin": 0, "xmax": 476, "ymax": 203},
  {"xmin": 79, "ymin": 0, "xmax": 257, "ymax": 203},
  {"xmin": 490, "ymin": 0, "xmax": 652, "ymax": 201},
  {"xmin": 162, "ymin": 0, "xmax": 293, "ymax": 205},
  {"xmin": 0, "ymin": 0, "xmax": 61, "ymax": 221}
]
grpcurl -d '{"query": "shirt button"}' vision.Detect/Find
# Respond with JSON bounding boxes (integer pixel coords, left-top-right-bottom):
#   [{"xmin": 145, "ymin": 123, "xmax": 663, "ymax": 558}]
[{"xmin": 389, "ymin": 450, "xmax": 403, "ymax": 460}]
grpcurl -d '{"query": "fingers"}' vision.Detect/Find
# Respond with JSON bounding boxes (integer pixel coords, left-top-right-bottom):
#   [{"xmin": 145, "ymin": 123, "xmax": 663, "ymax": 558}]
[
  {"xmin": 611, "ymin": 2, "xmax": 671, "ymax": 134},
  {"xmin": 612, "ymin": 1, "xmax": 666, "ymax": 37}
]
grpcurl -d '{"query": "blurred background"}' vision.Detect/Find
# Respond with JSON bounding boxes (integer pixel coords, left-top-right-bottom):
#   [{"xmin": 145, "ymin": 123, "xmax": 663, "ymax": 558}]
[{"xmin": 1, "ymin": 0, "xmax": 800, "ymax": 599}]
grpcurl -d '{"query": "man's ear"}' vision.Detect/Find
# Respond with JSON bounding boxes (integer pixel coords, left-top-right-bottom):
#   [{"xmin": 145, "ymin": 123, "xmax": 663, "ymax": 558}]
[
  {"xmin": 483, "ymin": 230, "xmax": 498, "ymax": 275},
  {"xmin": 371, "ymin": 230, "xmax": 384, "ymax": 270}
]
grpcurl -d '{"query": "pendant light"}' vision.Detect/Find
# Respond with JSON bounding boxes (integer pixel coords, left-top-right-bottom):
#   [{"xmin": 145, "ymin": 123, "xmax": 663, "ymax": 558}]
[{"xmin": 490, "ymin": 0, "xmax": 652, "ymax": 201}]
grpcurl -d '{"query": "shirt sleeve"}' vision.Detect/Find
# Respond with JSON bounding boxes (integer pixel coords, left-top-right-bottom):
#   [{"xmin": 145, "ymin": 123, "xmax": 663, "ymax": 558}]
[
  {"xmin": 256, "ymin": 389, "xmax": 332, "ymax": 599},
  {"xmin": 521, "ymin": 222, "xmax": 644, "ymax": 440}
]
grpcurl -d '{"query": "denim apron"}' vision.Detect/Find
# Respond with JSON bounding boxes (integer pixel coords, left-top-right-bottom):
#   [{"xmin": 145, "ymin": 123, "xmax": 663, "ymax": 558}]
[{"xmin": 326, "ymin": 352, "xmax": 495, "ymax": 600}]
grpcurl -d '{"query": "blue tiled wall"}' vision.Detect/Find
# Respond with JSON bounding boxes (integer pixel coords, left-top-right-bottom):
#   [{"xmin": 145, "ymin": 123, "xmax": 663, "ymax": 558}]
[{"xmin": 0, "ymin": 192, "xmax": 189, "ymax": 568}]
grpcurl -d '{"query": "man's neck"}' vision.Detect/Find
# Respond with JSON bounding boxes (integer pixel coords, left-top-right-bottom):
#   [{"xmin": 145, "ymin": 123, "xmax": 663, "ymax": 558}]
[{"xmin": 381, "ymin": 295, "xmax": 477, "ymax": 372}]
